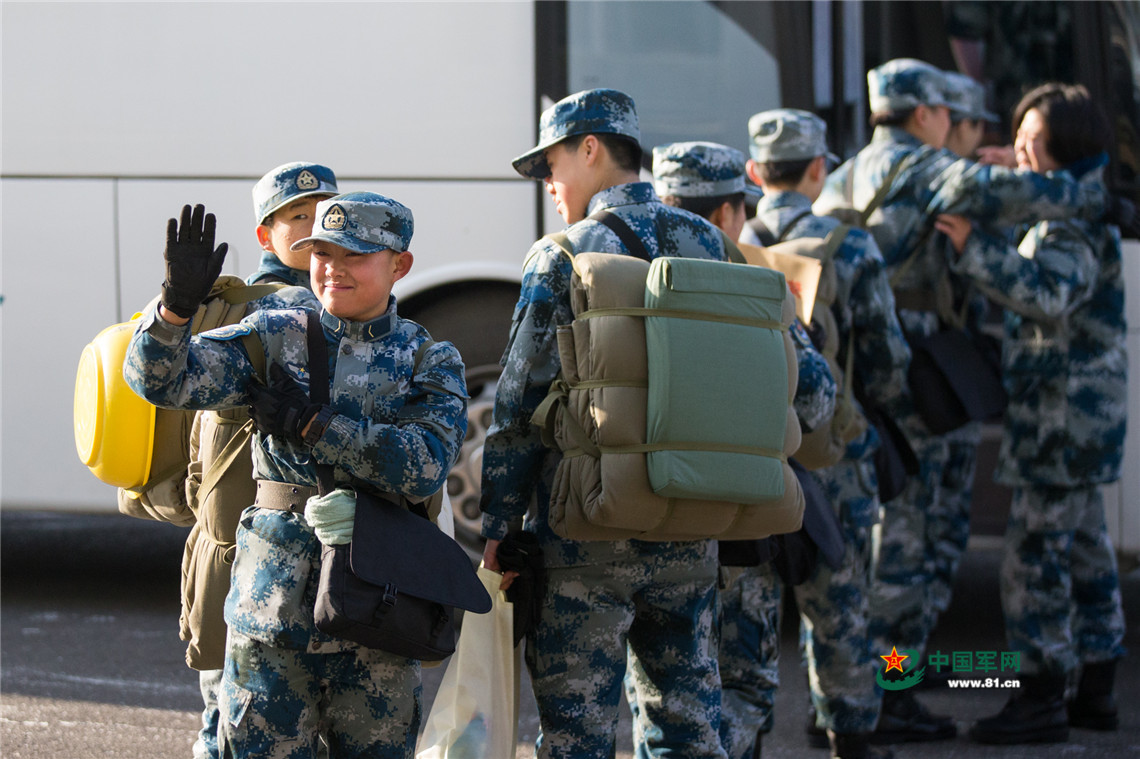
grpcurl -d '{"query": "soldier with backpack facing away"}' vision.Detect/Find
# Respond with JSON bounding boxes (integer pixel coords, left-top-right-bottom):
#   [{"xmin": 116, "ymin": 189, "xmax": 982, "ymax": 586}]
[
  {"xmin": 117, "ymin": 162, "xmax": 337, "ymax": 759},
  {"xmin": 124, "ymin": 193, "xmax": 468, "ymax": 758},
  {"xmin": 740, "ymin": 109, "xmax": 913, "ymax": 759},
  {"xmin": 649, "ymin": 139, "xmax": 837, "ymax": 759},
  {"xmin": 813, "ymin": 58, "xmax": 1133, "ymax": 746},
  {"xmin": 479, "ymin": 88, "xmax": 733, "ymax": 758}
]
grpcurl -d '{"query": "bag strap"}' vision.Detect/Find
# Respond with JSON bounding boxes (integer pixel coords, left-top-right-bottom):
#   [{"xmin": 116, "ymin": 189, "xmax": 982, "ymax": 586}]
[
  {"xmin": 305, "ymin": 310, "xmax": 336, "ymax": 497},
  {"xmin": 748, "ymin": 216, "xmax": 778, "ymax": 247},
  {"xmin": 590, "ymin": 208, "xmax": 652, "ymax": 262},
  {"xmin": 218, "ymin": 282, "xmax": 287, "ymax": 305}
]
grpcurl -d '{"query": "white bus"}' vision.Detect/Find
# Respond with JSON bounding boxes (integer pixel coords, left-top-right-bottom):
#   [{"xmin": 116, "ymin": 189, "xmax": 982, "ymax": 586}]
[{"xmin": 3, "ymin": 1, "xmax": 1137, "ymax": 559}]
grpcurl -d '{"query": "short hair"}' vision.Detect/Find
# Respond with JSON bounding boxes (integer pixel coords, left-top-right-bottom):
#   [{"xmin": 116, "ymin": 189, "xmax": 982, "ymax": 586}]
[
  {"xmin": 870, "ymin": 109, "xmax": 914, "ymax": 128},
  {"xmin": 1011, "ymin": 83, "xmax": 1111, "ymax": 167},
  {"xmin": 754, "ymin": 157, "xmax": 815, "ymax": 187},
  {"xmin": 661, "ymin": 192, "xmax": 746, "ymax": 220},
  {"xmin": 562, "ymin": 132, "xmax": 643, "ymax": 173}
]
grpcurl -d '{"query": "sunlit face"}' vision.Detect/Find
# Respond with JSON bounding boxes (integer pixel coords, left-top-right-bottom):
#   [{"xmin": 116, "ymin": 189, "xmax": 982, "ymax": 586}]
[
  {"xmin": 309, "ymin": 241, "xmax": 412, "ymax": 322},
  {"xmin": 543, "ymin": 140, "xmax": 593, "ymax": 224},
  {"xmin": 258, "ymin": 196, "xmax": 330, "ymax": 270},
  {"xmin": 1015, "ymin": 108, "xmax": 1059, "ymax": 173},
  {"xmin": 926, "ymin": 105, "xmax": 953, "ymax": 150}
]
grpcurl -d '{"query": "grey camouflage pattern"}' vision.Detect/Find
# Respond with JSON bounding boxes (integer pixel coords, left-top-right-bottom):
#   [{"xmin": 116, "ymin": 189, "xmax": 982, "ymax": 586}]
[
  {"xmin": 252, "ymin": 162, "xmax": 338, "ymax": 224},
  {"xmin": 942, "ymin": 71, "xmax": 998, "ymax": 123},
  {"xmin": 479, "ymin": 181, "xmax": 727, "ymax": 567},
  {"xmin": 513, "ymin": 88, "xmax": 640, "ymax": 179},
  {"xmin": 652, "ymin": 141, "xmax": 747, "ymax": 198},
  {"xmin": 747, "ymin": 108, "xmax": 838, "ymax": 164},
  {"xmin": 867, "ymin": 58, "xmax": 950, "ymax": 114},
  {"xmin": 218, "ymin": 631, "xmax": 421, "ymax": 758},
  {"xmin": 528, "ymin": 551, "xmax": 726, "ymax": 758},
  {"xmin": 292, "ymin": 192, "xmax": 414, "ymax": 254},
  {"xmin": 1001, "ymin": 485, "xmax": 1126, "ymax": 676}
]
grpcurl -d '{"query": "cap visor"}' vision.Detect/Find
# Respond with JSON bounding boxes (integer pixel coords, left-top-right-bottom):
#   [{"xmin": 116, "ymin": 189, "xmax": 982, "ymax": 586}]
[
  {"xmin": 512, "ymin": 147, "xmax": 550, "ymax": 179},
  {"xmin": 260, "ymin": 190, "xmax": 338, "ymax": 224},
  {"xmin": 290, "ymin": 231, "xmax": 387, "ymax": 254}
]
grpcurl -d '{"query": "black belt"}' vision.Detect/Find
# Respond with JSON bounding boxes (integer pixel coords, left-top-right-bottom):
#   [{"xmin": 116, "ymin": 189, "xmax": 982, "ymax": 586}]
[{"xmin": 254, "ymin": 480, "xmax": 317, "ymax": 513}]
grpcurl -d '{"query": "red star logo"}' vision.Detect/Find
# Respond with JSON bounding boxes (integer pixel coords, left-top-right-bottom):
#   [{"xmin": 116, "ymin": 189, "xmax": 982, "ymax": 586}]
[{"xmin": 880, "ymin": 646, "xmax": 908, "ymax": 673}]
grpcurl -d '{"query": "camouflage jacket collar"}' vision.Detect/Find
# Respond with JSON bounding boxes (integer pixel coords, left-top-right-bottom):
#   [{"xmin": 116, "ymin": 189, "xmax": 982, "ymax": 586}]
[
  {"xmin": 585, "ymin": 181, "xmax": 656, "ymax": 216},
  {"xmin": 756, "ymin": 189, "xmax": 812, "ymax": 215},
  {"xmin": 319, "ymin": 298, "xmax": 397, "ymax": 342},
  {"xmin": 247, "ymin": 251, "xmax": 311, "ymax": 288},
  {"xmin": 871, "ymin": 124, "xmax": 924, "ymax": 149}
]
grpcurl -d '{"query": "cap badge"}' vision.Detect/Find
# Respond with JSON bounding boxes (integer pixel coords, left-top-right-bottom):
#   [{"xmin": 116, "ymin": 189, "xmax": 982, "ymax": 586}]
[
  {"xmin": 323, "ymin": 204, "xmax": 347, "ymax": 231},
  {"xmin": 296, "ymin": 170, "xmax": 319, "ymax": 190}
]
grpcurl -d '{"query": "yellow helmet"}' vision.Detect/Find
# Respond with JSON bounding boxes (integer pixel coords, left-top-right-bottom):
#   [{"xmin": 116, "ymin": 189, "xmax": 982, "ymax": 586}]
[{"xmin": 73, "ymin": 319, "xmax": 156, "ymax": 489}]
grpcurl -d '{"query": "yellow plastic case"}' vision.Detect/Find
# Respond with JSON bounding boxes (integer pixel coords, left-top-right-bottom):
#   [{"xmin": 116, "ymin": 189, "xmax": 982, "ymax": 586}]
[{"xmin": 73, "ymin": 320, "xmax": 156, "ymax": 489}]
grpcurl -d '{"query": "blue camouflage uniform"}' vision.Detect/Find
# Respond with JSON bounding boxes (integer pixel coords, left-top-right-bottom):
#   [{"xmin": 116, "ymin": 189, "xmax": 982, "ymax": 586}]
[
  {"xmin": 733, "ymin": 184, "xmax": 911, "ymax": 745},
  {"xmin": 814, "ymin": 60, "xmax": 1108, "ymax": 668},
  {"xmin": 191, "ymin": 160, "xmax": 338, "ymax": 759},
  {"xmin": 949, "ymin": 157, "xmax": 1127, "ymax": 677},
  {"xmin": 125, "ymin": 193, "xmax": 468, "ymax": 759},
  {"xmin": 482, "ymin": 89, "xmax": 731, "ymax": 759},
  {"xmin": 646, "ymin": 139, "xmax": 837, "ymax": 759}
]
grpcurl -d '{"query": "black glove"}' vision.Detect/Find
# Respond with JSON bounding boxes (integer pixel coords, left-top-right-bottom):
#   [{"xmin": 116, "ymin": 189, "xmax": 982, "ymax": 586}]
[
  {"xmin": 247, "ymin": 363, "xmax": 325, "ymax": 444},
  {"xmin": 161, "ymin": 204, "xmax": 229, "ymax": 319},
  {"xmin": 1105, "ymin": 194, "xmax": 1139, "ymax": 240},
  {"xmin": 496, "ymin": 531, "xmax": 545, "ymax": 646}
]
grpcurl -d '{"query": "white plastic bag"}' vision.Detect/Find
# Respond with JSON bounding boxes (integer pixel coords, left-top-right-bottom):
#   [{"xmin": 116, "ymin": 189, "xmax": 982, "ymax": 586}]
[{"xmin": 416, "ymin": 565, "xmax": 520, "ymax": 759}]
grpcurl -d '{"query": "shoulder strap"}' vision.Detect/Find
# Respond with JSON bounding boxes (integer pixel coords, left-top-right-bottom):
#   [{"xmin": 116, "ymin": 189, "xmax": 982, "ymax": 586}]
[
  {"xmin": 590, "ymin": 209, "xmax": 652, "ymax": 263},
  {"xmin": 748, "ymin": 216, "xmax": 778, "ymax": 247},
  {"xmin": 239, "ymin": 332, "xmax": 267, "ymax": 384},
  {"xmin": 859, "ymin": 154, "xmax": 911, "ymax": 227},
  {"xmin": 305, "ymin": 311, "xmax": 335, "ymax": 497},
  {"xmin": 777, "ymin": 209, "xmax": 814, "ymax": 243},
  {"xmin": 819, "ymin": 224, "xmax": 852, "ymax": 265},
  {"xmin": 720, "ymin": 233, "xmax": 747, "ymax": 264},
  {"xmin": 218, "ymin": 282, "xmax": 287, "ymax": 305}
]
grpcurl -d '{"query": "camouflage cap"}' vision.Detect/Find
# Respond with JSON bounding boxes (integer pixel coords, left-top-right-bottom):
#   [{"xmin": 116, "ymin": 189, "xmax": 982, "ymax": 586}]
[
  {"xmin": 252, "ymin": 162, "xmax": 338, "ymax": 224},
  {"xmin": 867, "ymin": 58, "xmax": 950, "ymax": 114},
  {"xmin": 943, "ymin": 71, "xmax": 999, "ymax": 123},
  {"xmin": 290, "ymin": 192, "xmax": 413, "ymax": 254},
  {"xmin": 652, "ymin": 142, "xmax": 746, "ymax": 198},
  {"xmin": 747, "ymin": 108, "xmax": 840, "ymax": 165},
  {"xmin": 512, "ymin": 88, "xmax": 640, "ymax": 179}
]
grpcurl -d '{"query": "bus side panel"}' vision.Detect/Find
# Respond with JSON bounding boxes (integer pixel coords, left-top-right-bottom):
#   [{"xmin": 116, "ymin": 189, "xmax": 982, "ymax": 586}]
[
  {"xmin": 2, "ymin": 179, "xmax": 119, "ymax": 510},
  {"xmin": 2, "ymin": 2, "xmax": 534, "ymax": 179}
]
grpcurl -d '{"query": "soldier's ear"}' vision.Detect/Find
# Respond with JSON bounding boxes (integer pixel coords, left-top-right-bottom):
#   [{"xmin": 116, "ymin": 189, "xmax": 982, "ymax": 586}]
[
  {"xmin": 256, "ymin": 224, "xmax": 274, "ymax": 252},
  {"xmin": 745, "ymin": 159, "xmax": 765, "ymax": 188}
]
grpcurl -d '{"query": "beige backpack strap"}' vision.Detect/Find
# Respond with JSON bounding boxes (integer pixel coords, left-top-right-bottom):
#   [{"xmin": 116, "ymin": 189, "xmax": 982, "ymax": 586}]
[
  {"xmin": 721, "ymin": 233, "xmax": 747, "ymax": 264},
  {"xmin": 219, "ymin": 282, "xmax": 287, "ymax": 305},
  {"xmin": 194, "ymin": 419, "xmax": 255, "ymax": 508}
]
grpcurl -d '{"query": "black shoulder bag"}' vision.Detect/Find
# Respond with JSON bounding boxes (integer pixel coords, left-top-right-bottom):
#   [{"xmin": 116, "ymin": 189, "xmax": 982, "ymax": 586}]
[{"xmin": 304, "ymin": 311, "xmax": 491, "ymax": 660}]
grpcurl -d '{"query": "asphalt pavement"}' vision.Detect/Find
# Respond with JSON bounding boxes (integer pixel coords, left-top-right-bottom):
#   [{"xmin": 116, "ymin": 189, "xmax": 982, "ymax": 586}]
[{"xmin": 1, "ymin": 512, "xmax": 1137, "ymax": 758}]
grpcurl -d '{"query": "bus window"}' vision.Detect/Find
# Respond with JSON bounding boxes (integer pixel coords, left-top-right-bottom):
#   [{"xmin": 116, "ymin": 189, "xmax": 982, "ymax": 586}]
[{"xmin": 566, "ymin": 1, "xmax": 784, "ymax": 159}]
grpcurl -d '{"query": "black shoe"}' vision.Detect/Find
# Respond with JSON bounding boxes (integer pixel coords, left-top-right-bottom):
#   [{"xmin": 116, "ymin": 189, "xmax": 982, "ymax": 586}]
[
  {"xmin": 969, "ymin": 673, "xmax": 1069, "ymax": 744},
  {"xmin": 827, "ymin": 730, "xmax": 895, "ymax": 759},
  {"xmin": 871, "ymin": 690, "xmax": 956, "ymax": 743},
  {"xmin": 1068, "ymin": 659, "xmax": 1119, "ymax": 730},
  {"xmin": 805, "ymin": 706, "xmax": 829, "ymax": 749}
]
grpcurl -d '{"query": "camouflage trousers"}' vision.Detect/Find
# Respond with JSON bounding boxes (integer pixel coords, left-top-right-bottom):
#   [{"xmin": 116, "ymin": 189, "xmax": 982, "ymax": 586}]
[
  {"xmin": 717, "ymin": 460, "xmax": 883, "ymax": 754},
  {"xmin": 716, "ymin": 563, "xmax": 782, "ymax": 759},
  {"xmin": 527, "ymin": 551, "xmax": 726, "ymax": 759},
  {"xmin": 869, "ymin": 434, "xmax": 950, "ymax": 661},
  {"xmin": 194, "ymin": 668, "xmax": 223, "ymax": 759},
  {"xmin": 928, "ymin": 424, "xmax": 981, "ymax": 615},
  {"xmin": 218, "ymin": 632, "xmax": 421, "ymax": 759},
  {"xmin": 1001, "ymin": 484, "xmax": 1127, "ymax": 676}
]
